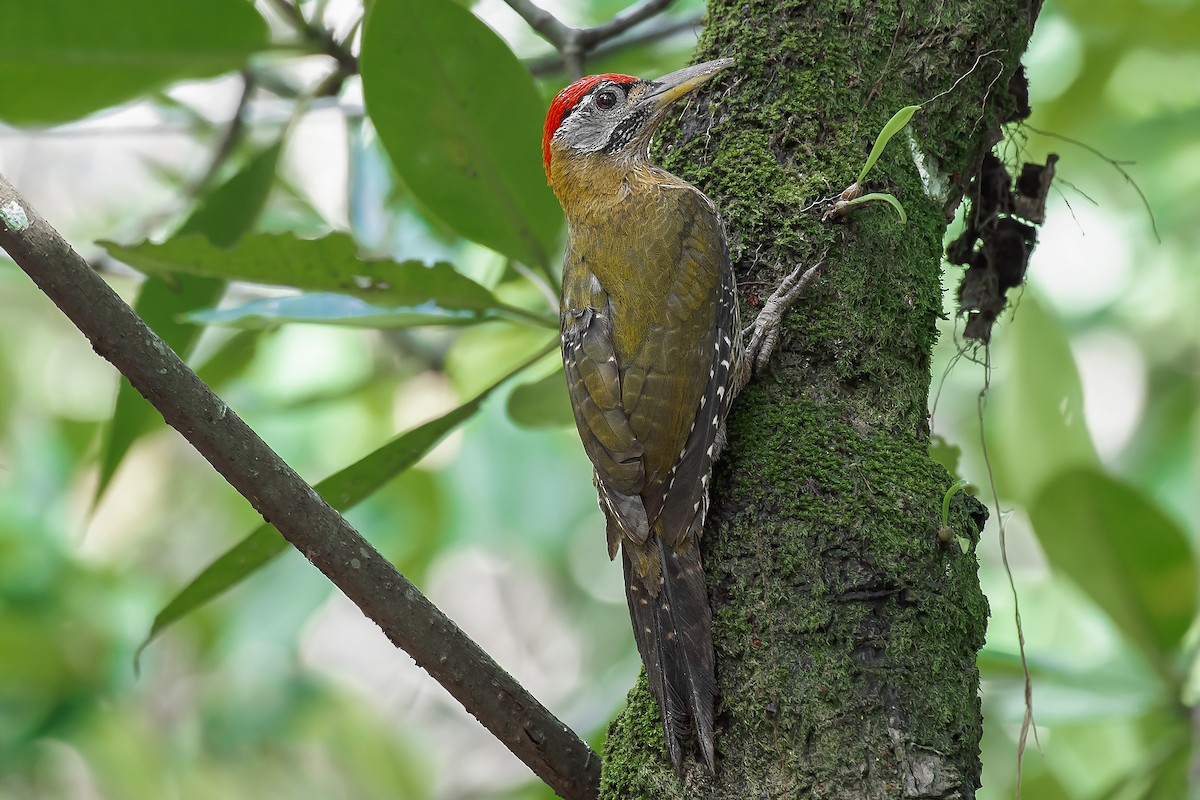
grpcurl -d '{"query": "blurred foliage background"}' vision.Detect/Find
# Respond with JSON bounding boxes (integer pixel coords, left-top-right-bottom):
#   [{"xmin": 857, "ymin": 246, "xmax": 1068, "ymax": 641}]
[{"xmin": 0, "ymin": 0, "xmax": 1195, "ymax": 798}]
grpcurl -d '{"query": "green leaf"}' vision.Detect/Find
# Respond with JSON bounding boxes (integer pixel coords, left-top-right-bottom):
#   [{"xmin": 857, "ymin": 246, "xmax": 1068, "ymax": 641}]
[
  {"xmin": 979, "ymin": 647, "xmax": 1162, "ymax": 723},
  {"xmin": 100, "ymin": 233, "xmax": 548, "ymax": 324},
  {"xmin": 506, "ymin": 367, "xmax": 574, "ymax": 429},
  {"xmin": 96, "ymin": 142, "xmax": 281, "ymax": 502},
  {"xmin": 366, "ymin": 469, "xmax": 448, "ymax": 585},
  {"xmin": 0, "ymin": 0, "xmax": 269, "ymax": 125},
  {"xmin": 445, "ymin": 322, "xmax": 557, "ymax": 398},
  {"xmin": 194, "ymin": 329, "xmax": 264, "ymax": 389},
  {"xmin": 187, "ymin": 292, "xmax": 518, "ymax": 329},
  {"xmin": 135, "ymin": 340, "xmax": 557, "ymax": 664},
  {"xmin": 984, "ymin": 294, "xmax": 1098, "ymax": 504},
  {"xmin": 841, "ymin": 192, "xmax": 907, "ymax": 223},
  {"xmin": 1029, "ymin": 468, "xmax": 1197, "ymax": 680},
  {"xmin": 1139, "ymin": 736, "xmax": 1190, "ymax": 800},
  {"xmin": 360, "ymin": 0, "xmax": 563, "ymax": 271},
  {"xmin": 941, "ymin": 479, "xmax": 969, "ymax": 528},
  {"xmin": 857, "ymin": 104, "xmax": 921, "ymax": 183},
  {"xmin": 178, "ymin": 142, "xmax": 284, "ymax": 248},
  {"xmin": 929, "ymin": 433, "xmax": 962, "ymax": 477}
]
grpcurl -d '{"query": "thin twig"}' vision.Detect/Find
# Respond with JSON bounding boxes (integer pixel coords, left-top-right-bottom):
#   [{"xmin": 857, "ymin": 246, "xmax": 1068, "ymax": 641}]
[
  {"xmin": 1024, "ymin": 124, "xmax": 1161, "ymax": 243},
  {"xmin": 261, "ymin": 0, "xmax": 358, "ymax": 97},
  {"xmin": 528, "ymin": 13, "xmax": 703, "ymax": 77},
  {"xmin": 0, "ymin": 175, "xmax": 601, "ymax": 800},
  {"xmin": 268, "ymin": 0, "xmax": 359, "ymax": 75},
  {"xmin": 511, "ymin": 259, "xmax": 560, "ymax": 313},
  {"xmin": 192, "ymin": 70, "xmax": 257, "ymax": 196},
  {"xmin": 503, "ymin": 0, "xmax": 574, "ymax": 48},
  {"xmin": 133, "ymin": 71, "xmax": 257, "ymax": 239},
  {"xmin": 503, "ymin": 0, "xmax": 678, "ymax": 76},
  {"xmin": 976, "ymin": 348, "xmax": 1038, "ymax": 800},
  {"xmin": 923, "ymin": 48, "xmax": 1003, "ymax": 107},
  {"xmin": 577, "ymin": 0, "xmax": 674, "ymax": 48}
]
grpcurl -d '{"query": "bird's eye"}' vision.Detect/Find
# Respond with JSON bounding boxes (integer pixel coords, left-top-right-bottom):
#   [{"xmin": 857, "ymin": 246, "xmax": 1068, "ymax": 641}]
[{"xmin": 595, "ymin": 89, "xmax": 618, "ymax": 110}]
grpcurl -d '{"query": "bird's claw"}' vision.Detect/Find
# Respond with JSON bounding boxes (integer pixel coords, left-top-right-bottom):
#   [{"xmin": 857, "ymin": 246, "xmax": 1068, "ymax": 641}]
[{"xmin": 742, "ymin": 261, "xmax": 824, "ymax": 377}]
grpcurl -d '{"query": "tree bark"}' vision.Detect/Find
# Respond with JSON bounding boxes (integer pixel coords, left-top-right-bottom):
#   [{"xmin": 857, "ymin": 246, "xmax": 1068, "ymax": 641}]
[{"xmin": 601, "ymin": 1, "xmax": 1042, "ymax": 797}]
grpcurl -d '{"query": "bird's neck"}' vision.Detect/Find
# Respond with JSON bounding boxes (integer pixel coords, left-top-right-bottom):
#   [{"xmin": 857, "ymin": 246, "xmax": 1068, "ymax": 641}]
[{"xmin": 549, "ymin": 150, "xmax": 671, "ymax": 221}]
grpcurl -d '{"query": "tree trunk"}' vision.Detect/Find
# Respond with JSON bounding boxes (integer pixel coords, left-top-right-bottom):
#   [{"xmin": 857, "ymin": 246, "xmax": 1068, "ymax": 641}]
[{"xmin": 600, "ymin": 1, "xmax": 1042, "ymax": 797}]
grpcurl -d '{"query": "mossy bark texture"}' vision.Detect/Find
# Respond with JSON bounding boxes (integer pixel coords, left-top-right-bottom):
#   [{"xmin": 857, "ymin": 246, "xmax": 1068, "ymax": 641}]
[{"xmin": 600, "ymin": 1, "xmax": 1042, "ymax": 797}]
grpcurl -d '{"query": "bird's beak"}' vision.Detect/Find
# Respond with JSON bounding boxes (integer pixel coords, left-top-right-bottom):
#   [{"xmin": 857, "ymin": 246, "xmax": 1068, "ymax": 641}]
[{"xmin": 638, "ymin": 58, "xmax": 734, "ymax": 114}]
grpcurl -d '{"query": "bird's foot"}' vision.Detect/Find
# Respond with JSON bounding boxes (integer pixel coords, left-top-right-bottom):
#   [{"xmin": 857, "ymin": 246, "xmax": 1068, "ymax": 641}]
[{"xmin": 741, "ymin": 261, "xmax": 824, "ymax": 380}]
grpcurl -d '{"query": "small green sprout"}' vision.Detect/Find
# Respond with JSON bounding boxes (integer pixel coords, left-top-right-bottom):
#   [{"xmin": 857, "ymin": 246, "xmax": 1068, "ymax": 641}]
[
  {"xmin": 826, "ymin": 105, "xmax": 921, "ymax": 224},
  {"xmin": 938, "ymin": 478, "xmax": 971, "ymax": 552},
  {"xmin": 838, "ymin": 192, "xmax": 907, "ymax": 223},
  {"xmin": 858, "ymin": 105, "xmax": 922, "ymax": 184}
]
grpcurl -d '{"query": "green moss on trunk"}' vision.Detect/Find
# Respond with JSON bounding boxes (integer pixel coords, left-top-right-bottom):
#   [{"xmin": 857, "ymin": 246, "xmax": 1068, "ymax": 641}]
[{"xmin": 600, "ymin": 0, "xmax": 1041, "ymax": 797}]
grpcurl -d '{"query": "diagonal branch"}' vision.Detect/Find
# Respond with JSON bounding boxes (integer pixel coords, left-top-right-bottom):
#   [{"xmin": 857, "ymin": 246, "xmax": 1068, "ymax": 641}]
[
  {"xmin": 503, "ymin": 0, "xmax": 574, "ymax": 48},
  {"xmin": 0, "ymin": 174, "xmax": 600, "ymax": 800},
  {"xmin": 503, "ymin": 0, "xmax": 676, "ymax": 76},
  {"xmin": 527, "ymin": 13, "xmax": 703, "ymax": 77},
  {"xmin": 576, "ymin": 0, "xmax": 674, "ymax": 48},
  {"xmin": 267, "ymin": 0, "xmax": 359, "ymax": 75}
]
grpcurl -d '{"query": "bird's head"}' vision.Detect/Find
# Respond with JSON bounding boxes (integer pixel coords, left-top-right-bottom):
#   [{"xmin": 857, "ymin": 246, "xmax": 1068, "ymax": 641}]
[{"xmin": 542, "ymin": 58, "xmax": 733, "ymax": 188}]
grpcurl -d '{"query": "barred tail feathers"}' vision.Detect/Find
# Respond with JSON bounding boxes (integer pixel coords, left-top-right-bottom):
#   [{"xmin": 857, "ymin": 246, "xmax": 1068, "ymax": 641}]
[{"xmin": 621, "ymin": 536, "xmax": 716, "ymax": 772}]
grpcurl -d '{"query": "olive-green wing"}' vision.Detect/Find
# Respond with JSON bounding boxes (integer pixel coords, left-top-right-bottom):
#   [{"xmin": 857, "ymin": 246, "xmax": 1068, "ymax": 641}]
[{"xmin": 561, "ymin": 302, "xmax": 649, "ymax": 549}]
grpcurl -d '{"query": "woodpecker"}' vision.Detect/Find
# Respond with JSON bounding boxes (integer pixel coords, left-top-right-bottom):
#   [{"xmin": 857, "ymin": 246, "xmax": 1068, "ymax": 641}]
[
  {"xmin": 544, "ymin": 59, "xmax": 813, "ymax": 771},
  {"xmin": 542, "ymin": 58, "xmax": 736, "ymax": 772}
]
